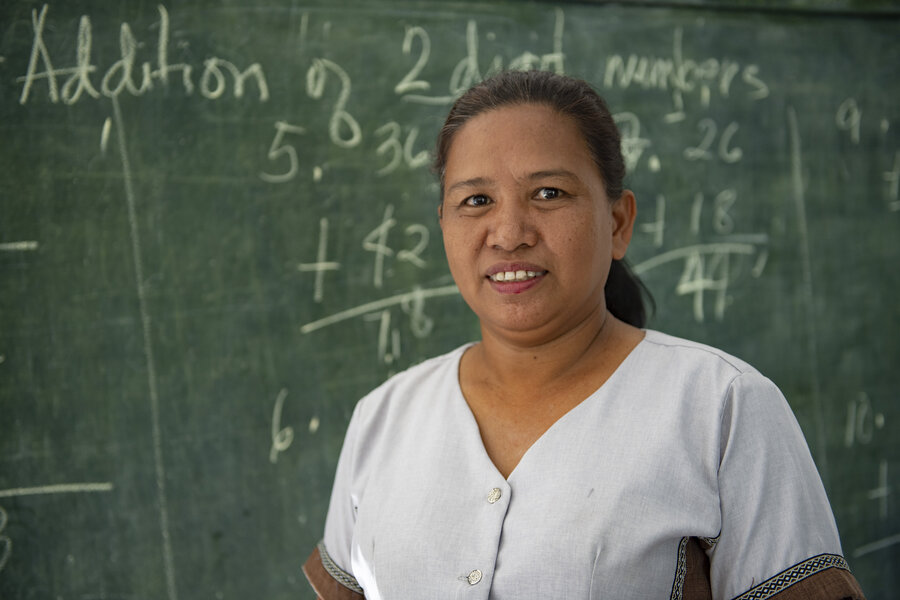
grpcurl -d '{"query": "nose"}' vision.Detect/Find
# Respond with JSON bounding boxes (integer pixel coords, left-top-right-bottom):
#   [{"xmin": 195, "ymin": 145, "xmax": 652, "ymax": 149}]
[{"xmin": 485, "ymin": 199, "xmax": 538, "ymax": 252}]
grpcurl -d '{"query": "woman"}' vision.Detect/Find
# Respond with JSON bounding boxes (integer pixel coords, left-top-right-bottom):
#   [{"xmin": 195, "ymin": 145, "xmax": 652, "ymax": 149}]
[{"xmin": 303, "ymin": 71, "xmax": 865, "ymax": 599}]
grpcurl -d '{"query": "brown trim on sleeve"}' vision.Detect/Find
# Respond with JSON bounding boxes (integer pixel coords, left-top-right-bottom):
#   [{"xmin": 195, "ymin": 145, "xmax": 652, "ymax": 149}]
[
  {"xmin": 302, "ymin": 544, "xmax": 366, "ymax": 600},
  {"xmin": 764, "ymin": 566, "xmax": 866, "ymax": 600},
  {"xmin": 682, "ymin": 537, "xmax": 713, "ymax": 600},
  {"xmin": 733, "ymin": 554, "xmax": 866, "ymax": 600},
  {"xmin": 675, "ymin": 540, "xmax": 866, "ymax": 600}
]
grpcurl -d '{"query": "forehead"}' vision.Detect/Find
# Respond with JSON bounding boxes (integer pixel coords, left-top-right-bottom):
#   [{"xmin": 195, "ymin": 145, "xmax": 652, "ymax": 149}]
[{"xmin": 444, "ymin": 103, "xmax": 595, "ymax": 179}]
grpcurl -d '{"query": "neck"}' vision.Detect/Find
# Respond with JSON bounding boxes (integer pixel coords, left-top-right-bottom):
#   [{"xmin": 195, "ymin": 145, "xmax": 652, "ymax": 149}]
[{"xmin": 474, "ymin": 307, "xmax": 617, "ymax": 391}]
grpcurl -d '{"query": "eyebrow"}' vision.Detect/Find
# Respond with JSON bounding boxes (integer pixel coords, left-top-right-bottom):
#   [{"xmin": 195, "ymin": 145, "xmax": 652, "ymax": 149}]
[
  {"xmin": 525, "ymin": 169, "xmax": 581, "ymax": 183},
  {"xmin": 445, "ymin": 176, "xmax": 493, "ymax": 196},
  {"xmin": 445, "ymin": 170, "xmax": 581, "ymax": 195}
]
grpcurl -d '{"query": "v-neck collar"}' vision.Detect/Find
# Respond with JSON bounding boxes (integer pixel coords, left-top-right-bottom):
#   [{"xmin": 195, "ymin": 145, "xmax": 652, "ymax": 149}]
[{"xmin": 448, "ymin": 334, "xmax": 649, "ymax": 482}]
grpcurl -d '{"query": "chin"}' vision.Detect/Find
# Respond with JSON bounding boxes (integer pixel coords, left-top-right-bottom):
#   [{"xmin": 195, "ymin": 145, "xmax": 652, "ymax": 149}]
[{"xmin": 479, "ymin": 308, "xmax": 555, "ymax": 336}]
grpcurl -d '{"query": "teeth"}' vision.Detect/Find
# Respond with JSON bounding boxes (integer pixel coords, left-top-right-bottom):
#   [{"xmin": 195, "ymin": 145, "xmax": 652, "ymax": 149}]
[{"xmin": 490, "ymin": 270, "xmax": 544, "ymax": 282}]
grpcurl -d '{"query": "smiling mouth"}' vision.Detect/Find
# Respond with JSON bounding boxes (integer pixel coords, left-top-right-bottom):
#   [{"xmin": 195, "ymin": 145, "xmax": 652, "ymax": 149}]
[{"xmin": 488, "ymin": 270, "xmax": 547, "ymax": 282}]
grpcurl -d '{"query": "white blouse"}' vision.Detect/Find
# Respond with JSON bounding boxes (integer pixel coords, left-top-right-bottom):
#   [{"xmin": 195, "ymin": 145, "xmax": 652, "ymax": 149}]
[{"xmin": 319, "ymin": 330, "xmax": 849, "ymax": 599}]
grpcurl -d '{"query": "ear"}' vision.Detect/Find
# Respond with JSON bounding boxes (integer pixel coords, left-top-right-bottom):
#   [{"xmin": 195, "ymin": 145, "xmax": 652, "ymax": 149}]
[{"xmin": 610, "ymin": 190, "xmax": 636, "ymax": 260}]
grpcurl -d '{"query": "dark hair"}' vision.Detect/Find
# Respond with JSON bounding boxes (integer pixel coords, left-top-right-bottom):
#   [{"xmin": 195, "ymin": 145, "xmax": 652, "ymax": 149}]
[{"xmin": 433, "ymin": 70, "xmax": 653, "ymax": 328}]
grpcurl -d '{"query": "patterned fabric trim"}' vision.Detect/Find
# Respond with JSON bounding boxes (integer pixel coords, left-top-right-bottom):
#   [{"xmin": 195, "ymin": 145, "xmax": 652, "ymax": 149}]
[
  {"xmin": 698, "ymin": 534, "xmax": 720, "ymax": 549},
  {"xmin": 317, "ymin": 540, "xmax": 364, "ymax": 594},
  {"xmin": 733, "ymin": 554, "xmax": 851, "ymax": 600},
  {"xmin": 670, "ymin": 536, "xmax": 690, "ymax": 600}
]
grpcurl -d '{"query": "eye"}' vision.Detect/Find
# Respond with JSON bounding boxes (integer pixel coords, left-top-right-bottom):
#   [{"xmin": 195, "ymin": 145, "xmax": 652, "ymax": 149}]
[
  {"xmin": 536, "ymin": 187, "xmax": 562, "ymax": 200},
  {"xmin": 463, "ymin": 194, "xmax": 491, "ymax": 207}
]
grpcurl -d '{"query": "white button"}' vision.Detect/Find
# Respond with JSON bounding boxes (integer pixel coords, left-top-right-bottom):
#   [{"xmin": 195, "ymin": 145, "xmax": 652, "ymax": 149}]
[
  {"xmin": 487, "ymin": 488, "xmax": 502, "ymax": 504},
  {"xmin": 467, "ymin": 569, "xmax": 483, "ymax": 585}
]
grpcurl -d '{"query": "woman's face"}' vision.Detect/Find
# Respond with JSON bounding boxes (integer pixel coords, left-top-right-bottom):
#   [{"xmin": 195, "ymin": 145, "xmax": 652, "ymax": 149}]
[{"xmin": 439, "ymin": 103, "xmax": 635, "ymax": 344}]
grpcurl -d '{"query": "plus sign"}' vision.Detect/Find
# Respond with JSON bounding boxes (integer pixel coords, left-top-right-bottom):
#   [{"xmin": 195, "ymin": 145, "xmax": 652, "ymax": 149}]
[
  {"xmin": 298, "ymin": 217, "xmax": 340, "ymax": 303},
  {"xmin": 866, "ymin": 460, "xmax": 891, "ymax": 520},
  {"xmin": 885, "ymin": 151, "xmax": 900, "ymax": 211}
]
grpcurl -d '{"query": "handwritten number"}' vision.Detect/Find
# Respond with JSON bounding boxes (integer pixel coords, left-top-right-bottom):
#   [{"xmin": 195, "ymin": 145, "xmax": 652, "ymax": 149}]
[
  {"xmin": 614, "ymin": 112, "xmax": 651, "ymax": 172},
  {"xmin": 0, "ymin": 505, "xmax": 11, "ymax": 573},
  {"xmin": 676, "ymin": 250, "xmax": 731, "ymax": 322},
  {"xmin": 718, "ymin": 122, "xmax": 742, "ymax": 163},
  {"xmin": 395, "ymin": 26, "xmax": 431, "ymax": 95},
  {"xmin": 836, "ymin": 98, "xmax": 861, "ymax": 144},
  {"xmin": 685, "ymin": 119, "xmax": 742, "ymax": 163},
  {"xmin": 363, "ymin": 205, "xmax": 397, "ymax": 288},
  {"xmin": 713, "ymin": 189, "xmax": 736, "ymax": 234},
  {"xmin": 260, "ymin": 121, "xmax": 305, "ymax": 183},
  {"xmin": 307, "ymin": 58, "xmax": 361, "ymax": 148},
  {"xmin": 398, "ymin": 224, "xmax": 429, "ymax": 267},
  {"xmin": 685, "ymin": 118, "xmax": 716, "ymax": 161},
  {"xmin": 375, "ymin": 122, "xmax": 404, "ymax": 175},
  {"xmin": 269, "ymin": 389, "xmax": 294, "ymax": 464},
  {"xmin": 363, "ymin": 205, "xmax": 429, "ymax": 285},
  {"xmin": 375, "ymin": 122, "xmax": 429, "ymax": 176},
  {"xmin": 403, "ymin": 127, "xmax": 430, "ymax": 169}
]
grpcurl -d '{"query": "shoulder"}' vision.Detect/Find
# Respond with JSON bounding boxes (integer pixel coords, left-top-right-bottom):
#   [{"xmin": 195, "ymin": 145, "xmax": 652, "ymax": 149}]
[
  {"xmin": 353, "ymin": 344, "xmax": 469, "ymax": 417},
  {"xmin": 639, "ymin": 329, "xmax": 757, "ymax": 374},
  {"xmin": 633, "ymin": 330, "xmax": 779, "ymax": 400},
  {"xmin": 341, "ymin": 344, "xmax": 471, "ymax": 455}
]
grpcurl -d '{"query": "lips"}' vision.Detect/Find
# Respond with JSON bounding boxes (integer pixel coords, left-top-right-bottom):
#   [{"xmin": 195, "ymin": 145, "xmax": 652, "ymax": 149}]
[
  {"xmin": 485, "ymin": 262, "xmax": 547, "ymax": 293},
  {"xmin": 488, "ymin": 269, "xmax": 547, "ymax": 282}
]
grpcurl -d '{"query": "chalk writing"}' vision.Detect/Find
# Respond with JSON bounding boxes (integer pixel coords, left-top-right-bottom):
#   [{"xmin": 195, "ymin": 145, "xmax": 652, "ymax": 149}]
[
  {"xmin": 300, "ymin": 284, "xmax": 458, "ymax": 334},
  {"xmin": 867, "ymin": 460, "xmax": 891, "ymax": 521},
  {"xmin": 395, "ymin": 26, "xmax": 432, "ymax": 95},
  {"xmin": 614, "ymin": 112, "xmax": 652, "ymax": 173},
  {"xmin": 100, "ymin": 116, "xmax": 112, "ymax": 153},
  {"xmin": 0, "ymin": 483, "xmax": 115, "ymax": 576},
  {"xmin": 298, "ymin": 218, "xmax": 341, "ymax": 303},
  {"xmin": 399, "ymin": 9, "xmax": 565, "ymax": 106},
  {"xmin": 854, "ymin": 532, "xmax": 900, "ymax": 559},
  {"xmin": 269, "ymin": 388, "xmax": 293, "ymax": 464},
  {"xmin": 363, "ymin": 205, "xmax": 398, "ymax": 289},
  {"xmin": 362, "ymin": 205, "xmax": 428, "ymax": 289},
  {"xmin": 365, "ymin": 310, "xmax": 402, "ymax": 366},
  {"xmin": 844, "ymin": 392, "xmax": 886, "ymax": 448},
  {"xmin": 3, "ymin": 5, "xmax": 897, "ymax": 594},
  {"xmin": 375, "ymin": 122, "xmax": 430, "ymax": 176},
  {"xmin": 603, "ymin": 27, "xmax": 769, "ymax": 121},
  {"xmin": 639, "ymin": 195, "xmax": 666, "ymax": 248},
  {"xmin": 885, "ymin": 150, "xmax": 900, "ymax": 212},
  {"xmin": 842, "ymin": 392, "xmax": 894, "ymax": 553},
  {"xmin": 0, "ymin": 505, "xmax": 10, "ymax": 573},
  {"xmin": 786, "ymin": 105, "xmax": 829, "ymax": 476},
  {"xmin": 306, "ymin": 58, "xmax": 360, "ymax": 148},
  {"xmin": 0, "ymin": 483, "xmax": 114, "ymax": 498},
  {"xmin": 109, "ymin": 93, "xmax": 179, "ymax": 600},
  {"xmin": 0, "ymin": 241, "xmax": 39, "ymax": 251},
  {"xmin": 260, "ymin": 121, "xmax": 306, "ymax": 183},
  {"xmin": 683, "ymin": 119, "xmax": 742, "ymax": 163},
  {"xmin": 18, "ymin": 5, "xmax": 269, "ymax": 105},
  {"xmin": 635, "ymin": 186, "xmax": 767, "ymax": 322},
  {"xmin": 836, "ymin": 98, "xmax": 861, "ymax": 144}
]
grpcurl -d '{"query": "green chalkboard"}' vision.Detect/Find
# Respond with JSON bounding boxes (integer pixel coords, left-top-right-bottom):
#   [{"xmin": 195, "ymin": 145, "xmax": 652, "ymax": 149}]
[{"xmin": 1, "ymin": 1, "xmax": 898, "ymax": 598}]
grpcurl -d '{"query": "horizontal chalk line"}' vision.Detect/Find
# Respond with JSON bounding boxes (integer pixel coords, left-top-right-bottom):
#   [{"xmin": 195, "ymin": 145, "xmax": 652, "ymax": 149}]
[
  {"xmin": 300, "ymin": 284, "xmax": 459, "ymax": 334},
  {"xmin": 853, "ymin": 532, "xmax": 900, "ymax": 558},
  {"xmin": 0, "ymin": 483, "xmax": 114, "ymax": 498},
  {"xmin": 0, "ymin": 241, "xmax": 39, "ymax": 251}
]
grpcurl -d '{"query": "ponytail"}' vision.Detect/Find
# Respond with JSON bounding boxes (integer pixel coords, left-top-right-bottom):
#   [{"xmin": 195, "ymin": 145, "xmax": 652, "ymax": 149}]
[{"xmin": 604, "ymin": 259, "xmax": 653, "ymax": 328}]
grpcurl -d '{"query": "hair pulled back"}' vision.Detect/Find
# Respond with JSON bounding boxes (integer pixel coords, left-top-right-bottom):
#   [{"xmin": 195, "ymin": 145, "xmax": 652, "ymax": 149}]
[{"xmin": 433, "ymin": 70, "xmax": 653, "ymax": 328}]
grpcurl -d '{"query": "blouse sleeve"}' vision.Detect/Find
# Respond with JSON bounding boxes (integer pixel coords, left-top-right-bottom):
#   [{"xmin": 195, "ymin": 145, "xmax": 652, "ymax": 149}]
[
  {"xmin": 708, "ymin": 371, "xmax": 864, "ymax": 599},
  {"xmin": 303, "ymin": 403, "xmax": 366, "ymax": 600}
]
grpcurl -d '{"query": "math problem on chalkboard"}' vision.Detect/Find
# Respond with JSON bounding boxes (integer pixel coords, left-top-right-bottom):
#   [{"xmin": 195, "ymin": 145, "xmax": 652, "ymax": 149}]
[{"xmin": 1, "ymin": 1, "xmax": 898, "ymax": 598}]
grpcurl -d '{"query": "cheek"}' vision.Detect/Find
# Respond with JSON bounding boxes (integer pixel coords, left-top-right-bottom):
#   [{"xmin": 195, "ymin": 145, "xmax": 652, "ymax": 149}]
[{"xmin": 441, "ymin": 227, "xmax": 474, "ymax": 275}]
